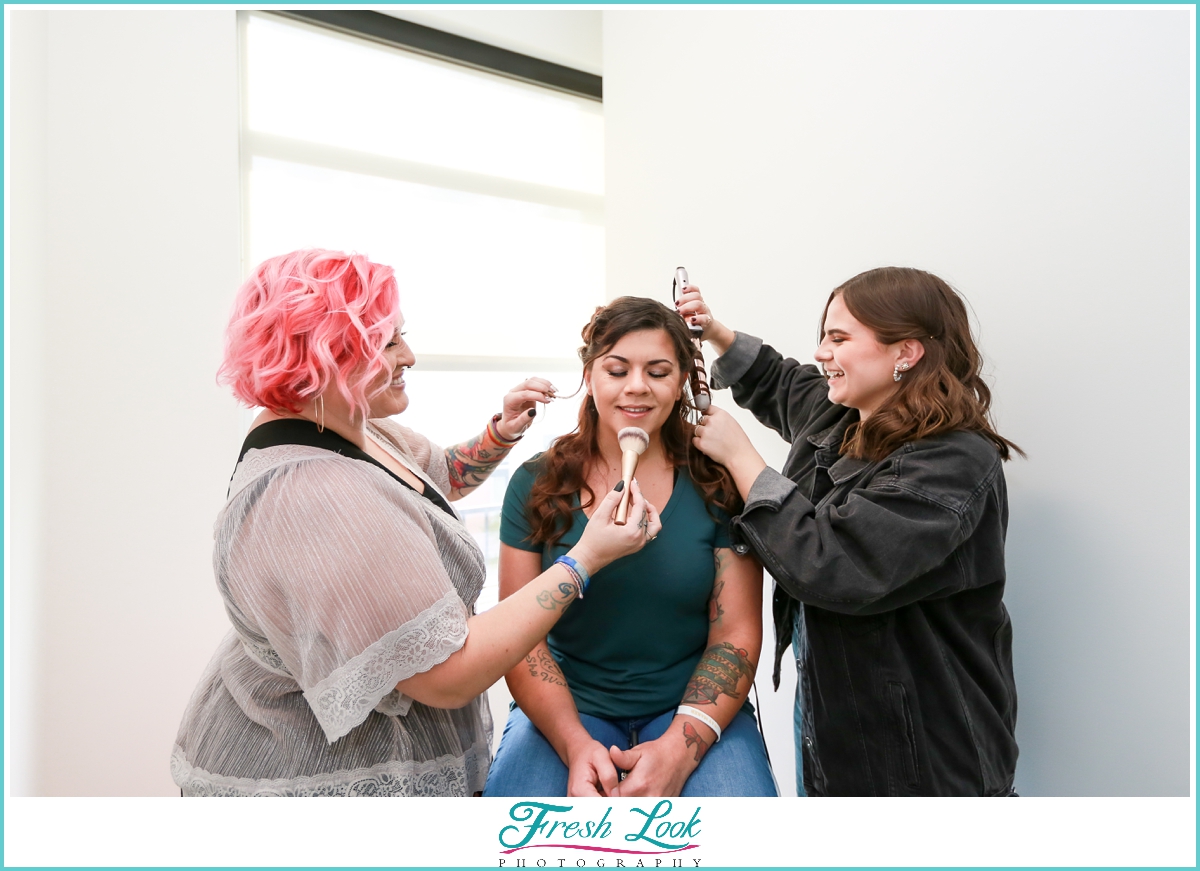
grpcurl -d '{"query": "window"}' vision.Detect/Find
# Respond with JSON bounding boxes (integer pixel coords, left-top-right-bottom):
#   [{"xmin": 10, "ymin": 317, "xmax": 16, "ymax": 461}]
[{"xmin": 240, "ymin": 12, "xmax": 604, "ymax": 606}]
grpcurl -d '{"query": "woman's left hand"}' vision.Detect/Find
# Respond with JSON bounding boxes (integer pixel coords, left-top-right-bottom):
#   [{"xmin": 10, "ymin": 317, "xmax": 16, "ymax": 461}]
[{"xmin": 496, "ymin": 377, "xmax": 557, "ymax": 441}]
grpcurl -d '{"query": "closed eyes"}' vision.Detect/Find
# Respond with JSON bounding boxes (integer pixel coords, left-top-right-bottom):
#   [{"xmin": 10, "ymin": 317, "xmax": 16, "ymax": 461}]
[{"xmin": 605, "ymin": 369, "xmax": 671, "ymax": 379}]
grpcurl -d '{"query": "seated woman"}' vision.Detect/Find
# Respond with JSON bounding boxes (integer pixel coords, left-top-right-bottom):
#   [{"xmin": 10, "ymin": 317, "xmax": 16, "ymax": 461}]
[
  {"xmin": 171, "ymin": 250, "xmax": 657, "ymax": 796},
  {"xmin": 483, "ymin": 297, "xmax": 776, "ymax": 798}
]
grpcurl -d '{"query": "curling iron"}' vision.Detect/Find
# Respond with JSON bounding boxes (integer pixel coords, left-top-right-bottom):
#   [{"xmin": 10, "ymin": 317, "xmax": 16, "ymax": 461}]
[{"xmin": 673, "ymin": 267, "xmax": 711, "ymax": 413}]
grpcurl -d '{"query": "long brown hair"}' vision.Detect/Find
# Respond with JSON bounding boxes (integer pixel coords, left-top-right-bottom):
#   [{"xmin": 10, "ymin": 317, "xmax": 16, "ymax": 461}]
[
  {"xmin": 825, "ymin": 267, "xmax": 1024, "ymax": 462},
  {"xmin": 527, "ymin": 296, "xmax": 740, "ymax": 546}
]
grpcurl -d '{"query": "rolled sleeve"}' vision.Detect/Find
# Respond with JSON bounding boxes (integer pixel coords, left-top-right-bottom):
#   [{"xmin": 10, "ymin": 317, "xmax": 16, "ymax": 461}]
[
  {"xmin": 732, "ymin": 468, "xmax": 972, "ymax": 616},
  {"xmin": 744, "ymin": 466, "xmax": 799, "ymax": 510},
  {"xmin": 728, "ymin": 467, "xmax": 798, "ymax": 557},
  {"xmin": 709, "ymin": 332, "xmax": 763, "ymax": 390}
]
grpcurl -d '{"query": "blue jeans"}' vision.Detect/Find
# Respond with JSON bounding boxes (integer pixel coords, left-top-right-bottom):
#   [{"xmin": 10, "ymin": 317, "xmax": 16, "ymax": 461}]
[{"xmin": 484, "ymin": 706, "xmax": 777, "ymax": 797}]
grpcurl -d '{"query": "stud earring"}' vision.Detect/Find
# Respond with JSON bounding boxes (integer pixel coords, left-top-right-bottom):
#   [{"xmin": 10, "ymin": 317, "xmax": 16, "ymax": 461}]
[{"xmin": 893, "ymin": 362, "xmax": 910, "ymax": 382}]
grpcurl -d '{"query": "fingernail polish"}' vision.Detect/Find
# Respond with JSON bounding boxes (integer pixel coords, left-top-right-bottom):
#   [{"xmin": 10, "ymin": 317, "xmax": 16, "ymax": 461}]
[
  {"xmin": 613, "ymin": 480, "xmax": 624, "ymax": 492},
  {"xmin": 527, "ymin": 408, "xmax": 536, "ymax": 417}
]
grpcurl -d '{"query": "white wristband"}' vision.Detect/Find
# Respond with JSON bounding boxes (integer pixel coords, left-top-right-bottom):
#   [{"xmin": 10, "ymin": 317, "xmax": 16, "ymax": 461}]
[{"xmin": 676, "ymin": 705, "xmax": 722, "ymax": 742}]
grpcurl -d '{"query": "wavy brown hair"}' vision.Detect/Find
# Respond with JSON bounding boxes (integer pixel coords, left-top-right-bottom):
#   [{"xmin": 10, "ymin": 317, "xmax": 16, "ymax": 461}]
[
  {"xmin": 527, "ymin": 296, "xmax": 741, "ymax": 546},
  {"xmin": 826, "ymin": 267, "xmax": 1024, "ymax": 462}
]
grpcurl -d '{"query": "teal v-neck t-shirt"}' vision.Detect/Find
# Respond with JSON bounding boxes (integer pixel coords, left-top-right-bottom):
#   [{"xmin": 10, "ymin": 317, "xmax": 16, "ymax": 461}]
[{"xmin": 500, "ymin": 456, "xmax": 731, "ymax": 719}]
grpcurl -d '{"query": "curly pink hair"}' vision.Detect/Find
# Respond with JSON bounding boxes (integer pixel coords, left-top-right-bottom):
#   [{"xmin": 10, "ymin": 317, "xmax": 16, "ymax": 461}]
[{"xmin": 219, "ymin": 249, "xmax": 400, "ymax": 420}]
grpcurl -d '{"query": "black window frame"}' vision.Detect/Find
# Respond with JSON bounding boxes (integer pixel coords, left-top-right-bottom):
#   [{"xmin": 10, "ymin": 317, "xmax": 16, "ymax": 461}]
[{"xmin": 274, "ymin": 10, "xmax": 602, "ymax": 102}]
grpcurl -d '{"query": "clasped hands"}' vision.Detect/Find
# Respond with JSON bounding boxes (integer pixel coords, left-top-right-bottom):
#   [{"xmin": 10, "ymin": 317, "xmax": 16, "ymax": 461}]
[{"xmin": 565, "ymin": 730, "xmax": 699, "ymax": 798}]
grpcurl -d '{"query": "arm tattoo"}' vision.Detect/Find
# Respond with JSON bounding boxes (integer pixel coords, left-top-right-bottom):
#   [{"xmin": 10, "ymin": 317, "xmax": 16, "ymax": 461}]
[
  {"xmin": 708, "ymin": 551, "xmax": 729, "ymax": 624},
  {"xmin": 444, "ymin": 430, "xmax": 510, "ymax": 495},
  {"xmin": 525, "ymin": 648, "xmax": 568, "ymax": 686},
  {"xmin": 536, "ymin": 581, "xmax": 578, "ymax": 611},
  {"xmin": 682, "ymin": 642, "xmax": 756, "ymax": 706},
  {"xmin": 682, "ymin": 721, "xmax": 710, "ymax": 762}
]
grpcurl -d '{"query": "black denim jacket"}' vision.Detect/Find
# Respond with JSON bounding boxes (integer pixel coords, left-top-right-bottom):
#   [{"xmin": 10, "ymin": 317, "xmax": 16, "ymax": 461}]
[{"xmin": 711, "ymin": 333, "xmax": 1018, "ymax": 796}]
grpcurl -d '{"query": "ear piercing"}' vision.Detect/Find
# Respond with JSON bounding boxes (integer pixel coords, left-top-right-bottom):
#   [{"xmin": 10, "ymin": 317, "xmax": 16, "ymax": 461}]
[{"xmin": 893, "ymin": 362, "xmax": 911, "ymax": 382}]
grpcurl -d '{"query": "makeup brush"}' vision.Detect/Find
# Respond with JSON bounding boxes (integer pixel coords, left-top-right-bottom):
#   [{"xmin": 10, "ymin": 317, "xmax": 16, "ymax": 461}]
[{"xmin": 614, "ymin": 426, "xmax": 649, "ymax": 525}]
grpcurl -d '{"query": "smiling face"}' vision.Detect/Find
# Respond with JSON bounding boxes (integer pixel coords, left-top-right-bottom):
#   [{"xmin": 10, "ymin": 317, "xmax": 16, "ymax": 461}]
[
  {"xmin": 815, "ymin": 294, "xmax": 905, "ymax": 420},
  {"xmin": 584, "ymin": 328, "xmax": 684, "ymax": 443},
  {"xmin": 365, "ymin": 312, "xmax": 416, "ymax": 419}
]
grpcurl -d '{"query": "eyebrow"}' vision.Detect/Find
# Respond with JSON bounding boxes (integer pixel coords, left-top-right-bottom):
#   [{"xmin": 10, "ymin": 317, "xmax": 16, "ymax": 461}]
[
  {"xmin": 823, "ymin": 328, "xmax": 851, "ymax": 337},
  {"xmin": 602, "ymin": 354, "xmax": 675, "ymax": 365}
]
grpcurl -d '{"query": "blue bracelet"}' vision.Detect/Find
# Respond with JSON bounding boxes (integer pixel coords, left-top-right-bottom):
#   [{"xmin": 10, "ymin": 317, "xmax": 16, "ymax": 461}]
[{"xmin": 554, "ymin": 555, "xmax": 591, "ymax": 594}]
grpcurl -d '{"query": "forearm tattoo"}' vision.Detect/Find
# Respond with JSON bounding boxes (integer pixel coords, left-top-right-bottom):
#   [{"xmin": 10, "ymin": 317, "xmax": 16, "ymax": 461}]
[
  {"xmin": 525, "ymin": 647, "xmax": 568, "ymax": 687},
  {"xmin": 444, "ymin": 431, "xmax": 510, "ymax": 494},
  {"xmin": 682, "ymin": 642, "xmax": 756, "ymax": 706},
  {"xmin": 682, "ymin": 721, "xmax": 710, "ymax": 763},
  {"xmin": 536, "ymin": 581, "xmax": 578, "ymax": 611}
]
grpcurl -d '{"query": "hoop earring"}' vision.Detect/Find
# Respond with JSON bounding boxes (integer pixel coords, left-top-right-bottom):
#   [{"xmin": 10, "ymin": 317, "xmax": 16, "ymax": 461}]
[
  {"xmin": 317, "ymin": 394, "xmax": 325, "ymax": 433},
  {"xmin": 893, "ymin": 362, "xmax": 910, "ymax": 382}
]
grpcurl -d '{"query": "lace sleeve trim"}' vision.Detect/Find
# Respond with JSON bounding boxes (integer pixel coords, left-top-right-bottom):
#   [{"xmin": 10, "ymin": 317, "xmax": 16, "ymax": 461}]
[{"xmin": 304, "ymin": 589, "xmax": 468, "ymax": 743}]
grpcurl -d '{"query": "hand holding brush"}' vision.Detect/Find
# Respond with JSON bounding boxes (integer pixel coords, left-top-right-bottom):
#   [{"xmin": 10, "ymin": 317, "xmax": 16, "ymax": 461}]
[{"xmin": 614, "ymin": 426, "xmax": 649, "ymax": 525}]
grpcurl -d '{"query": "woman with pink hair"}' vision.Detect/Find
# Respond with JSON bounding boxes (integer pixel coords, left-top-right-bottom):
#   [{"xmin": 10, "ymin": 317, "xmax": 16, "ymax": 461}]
[{"xmin": 171, "ymin": 249, "xmax": 658, "ymax": 796}]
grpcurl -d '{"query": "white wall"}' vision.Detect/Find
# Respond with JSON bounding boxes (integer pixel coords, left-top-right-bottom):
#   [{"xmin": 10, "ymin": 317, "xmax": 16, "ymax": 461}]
[
  {"xmin": 7, "ymin": 7, "xmax": 51, "ymax": 799},
  {"xmin": 7, "ymin": 9, "xmax": 242, "ymax": 795},
  {"xmin": 604, "ymin": 8, "xmax": 1192, "ymax": 796}
]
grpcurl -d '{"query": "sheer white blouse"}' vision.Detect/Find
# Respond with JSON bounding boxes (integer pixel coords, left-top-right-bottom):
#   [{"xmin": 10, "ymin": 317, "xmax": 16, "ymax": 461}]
[{"xmin": 171, "ymin": 419, "xmax": 491, "ymax": 796}]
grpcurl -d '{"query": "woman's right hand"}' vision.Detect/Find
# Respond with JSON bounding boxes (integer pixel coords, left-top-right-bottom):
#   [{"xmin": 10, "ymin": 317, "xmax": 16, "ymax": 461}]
[
  {"xmin": 570, "ymin": 480, "xmax": 661, "ymax": 575},
  {"xmin": 674, "ymin": 284, "xmax": 736, "ymax": 356}
]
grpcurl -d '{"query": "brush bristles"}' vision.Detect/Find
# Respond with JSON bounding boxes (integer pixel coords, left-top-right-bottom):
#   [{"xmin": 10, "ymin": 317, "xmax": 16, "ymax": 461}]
[{"xmin": 617, "ymin": 427, "xmax": 650, "ymax": 454}]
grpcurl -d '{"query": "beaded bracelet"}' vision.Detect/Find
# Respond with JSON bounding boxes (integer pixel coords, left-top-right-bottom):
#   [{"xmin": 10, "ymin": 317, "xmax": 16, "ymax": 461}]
[
  {"xmin": 557, "ymin": 562, "xmax": 584, "ymax": 600},
  {"xmin": 555, "ymin": 562, "xmax": 584, "ymax": 600},
  {"xmin": 486, "ymin": 413, "xmax": 522, "ymax": 448},
  {"xmin": 676, "ymin": 705, "xmax": 722, "ymax": 742},
  {"xmin": 555, "ymin": 554, "xmax": 591, "ymax": 593},
  {"xmin": 553, "ymin": 555, "xmax": 591, "ymax": 599}
]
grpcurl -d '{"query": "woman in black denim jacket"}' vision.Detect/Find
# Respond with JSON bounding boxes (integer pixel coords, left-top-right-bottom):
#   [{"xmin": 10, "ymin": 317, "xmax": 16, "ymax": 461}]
[{"xmin": 679, "ymin": 267, "xmax": 1022, "ymax": 796}]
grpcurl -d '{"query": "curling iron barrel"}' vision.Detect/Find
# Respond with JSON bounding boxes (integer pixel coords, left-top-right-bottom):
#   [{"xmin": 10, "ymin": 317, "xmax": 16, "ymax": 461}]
[{"xmin": 674, "ymin": 267, "xmax": 711, "ymax": 412}]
